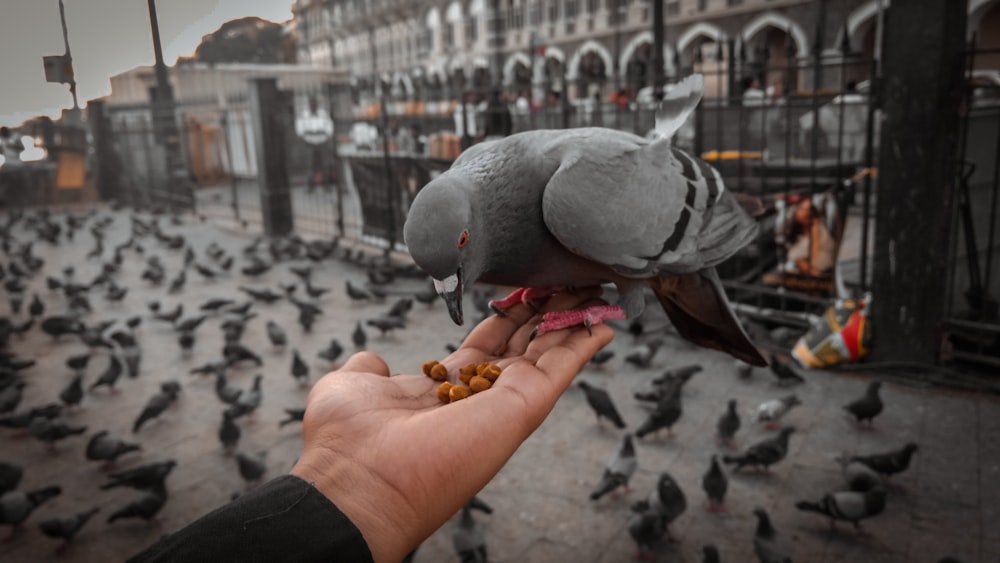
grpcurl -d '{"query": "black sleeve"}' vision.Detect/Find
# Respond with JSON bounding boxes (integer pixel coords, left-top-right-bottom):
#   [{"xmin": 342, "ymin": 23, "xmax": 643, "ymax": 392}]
[{"xmin": 128, "ymin": 474, "xmax": 374, "ymax": 563}]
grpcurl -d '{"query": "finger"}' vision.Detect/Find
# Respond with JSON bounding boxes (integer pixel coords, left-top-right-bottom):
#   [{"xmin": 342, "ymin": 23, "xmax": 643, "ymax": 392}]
[
  {"xmin": 459, "ymin": 300, "xmax": 537, "ymax": 356},
  {"xmin": 338, "ymin": 351, "xmax": 391, "ymax": 378}
]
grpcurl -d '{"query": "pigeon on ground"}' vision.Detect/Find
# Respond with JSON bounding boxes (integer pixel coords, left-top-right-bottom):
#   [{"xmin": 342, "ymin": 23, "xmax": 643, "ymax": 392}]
[
  {"xmin": 0, "ymin": 381, "xmax": 25, "ymax": 413},
  {"xmin": 367, "ymin": 315, "xmax": 406, "ymax": 337},
  {"xmin": 753, "ymin": 395, "xmax": 801, "ymax": 430},
  {"xmin": 701, "ymin": 455, "xmax": 728, "ymax": 512},
  {"xmin": 40, "ymin": 316, "xmax": 84, "ymax": 339},
  {"xmin": 235, "ymin": 451, "xmax": 267, "ymax": 486},
  {"xmin": 66, "ymin": 353, "xmax": 90, "ymax": 372},
  {"xmin": 224, "ymin": 343, "xmax": 263, "ymax": 368},
  {"xmin": 843, "ymin": 381, "xmax": 883, "ymax": 426},
  {"xmin": 386, "ymin": 297, "xmax": 414, "ymax": 320},
  {"xmin": 317, "ymin": 339, "xmax": 344, "ymax": 364},
  {"xmin": 241, "ymin": 259, "xmax": 272, "ymax": 277},
  {"xmin": 723, "ymin": 427, "xmax": 795, "ymax": 472},
  {"xmin": 189, "ymin": 359, "xmax": 225, "ymax": 378},
  {"xmin": 628, "ymin": 508, "xmax": 663, "ymax": 561},
  {"xmin": 0, "ymin": 485, "xmax": 62, "ymax": 527},
  {"xmin": 345, "ymin": 280, "xmax": 374, "ymax": 302},
  {"xmin": 58, "ymin": 374, "xmax": 84, "ymax": 408},
  {"xmin": 624, "ymin": 339, "xmax": 665, "ymax": 369},
  {"xmin": 214, "ymin": 373, "xmax": 242, "ymax": 405},
  {"xmin": 0, "ymin": 404, "xmax": 62, "ymax": 430},
  {"xmin": 0, "ymin": 461, "xmax": 23, "ymax": 494},
  {"xmin": 175, "ymin": 315, "xmax": 208, "ymax": 334},
  {"xmin": 132, "ymin": 382, "xmax": 181, "ymax": 433},
  {"xmin": 153, "ymin": 303, "xmax": 183, "ymax": 324},
  {"xmin": 29, "ymin": 417, "xmax": 87, "ymax": 449},
  {"xmin": 577, "ymin": 381, "xmax": 626, "ymax": 429},
  {"xmin": 588, "ymin": 348, "xmax": 615, "ymax": 367},
  {"xmin": 796, "ymin": 487, "xmax": 887, "ymax": 531},
  {"xmin": 768, "ymin": 354, "xmax": 805, "ymax": 385},
  {"xmin": 634, "ymin": 386, "xmax": 682, "ymax": 439},
  {"xmin": 226, "ymin": 375, "xmax": 262, "ymax": 419},
  {"xmin": 86, "ymin": 431, "xmax": 141, "ymax": 467},
  {"xmin": 291, "ymin": 349, "xmax": 309, "ymax": 386},
  {"xmin": 403, "ymin": 74, "xmax": 765, "ymax": 366},
  {"xmin": 304, "ymin": 279, "xmax": 331, "ymax": 299},
  {"xmin": 836, "ymin": 453, "xmax": 882, "ymax": 492},
  {"xmin": 199, "ymin": 298, "xmax": 234, "ymax": 313},
  {"xmin": 352, "ymin": 321, "xmax": 367, "ymax": 349},
  {"xmin": 716, "ymin": 399, "xmax": 741, "ymax": 446},
  {"xmin": 451, "ymin": 505, "xmax": 487, "ymax": 563},
  {"xmin": 414, "ymin": 283, "xmax": 439, "ymax": 306},
  {"xmin": 631, "ymin": 471, "xmax": 687, "ymax": 542},
  {"xmin": 219, "ymin": 411, "xmax": 240, "ymax": 454},
  {"xmin": 100, "ymin": 460, "xmax": 176, "ymax": 491},
  {"xmin": 38, "ymin": 507, "xmax": 99, "ymax": 544},
  {"xmin": 850, "ymin": 443, "xmax": 919, "ymax": 479},
  {"xmin": 266, "ymin": 320, "xmax": 287, "ymax": 349},
  {"xmin": 279, "ymin": 408, "xmax": 305, "ymax": 428},
  {"xmin": 239, "ymin": 286, "xmax": 283, "ymax": 304},
  {"xmin": 28, "ymin": 294, "xmax": 44, "ymax": 317},
  {"xmin": 635, "ymin": 363, "xmax": 701, "ymax": 402},
  {"xmin": 752, "ymin": 507, "xmax": 792, "ymax": 563},
  {"xmin": 167, "ymin": 269, "xmax": 186, "ymax": 294},
  {"xmin": 107, "ymin": 488, "xmax": 167, "ymax": 524},
  {"xmin": 702, "ymin": 544, "xmax": 722, "ymax": 563},
  {"xmin": 590, "ymin": 434, "xmax": 638, "ymax": 500}
]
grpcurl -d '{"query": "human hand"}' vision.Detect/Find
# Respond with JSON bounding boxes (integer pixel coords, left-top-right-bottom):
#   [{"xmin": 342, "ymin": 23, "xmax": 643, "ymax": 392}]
[{"xmin": 290, "ymin": 287, "xmax": 615, "ymax": 563}]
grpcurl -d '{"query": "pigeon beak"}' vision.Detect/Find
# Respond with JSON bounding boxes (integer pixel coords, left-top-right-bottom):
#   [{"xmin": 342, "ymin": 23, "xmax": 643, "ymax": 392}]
[{"xmin": 433, "ymin": 272, "xmax": 463, "ymax": 325}]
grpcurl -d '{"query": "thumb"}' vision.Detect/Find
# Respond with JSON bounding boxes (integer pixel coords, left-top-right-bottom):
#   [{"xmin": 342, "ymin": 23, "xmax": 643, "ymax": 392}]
[{"xmin": 339, "ymin": 351, "xmax": 391, "ymax": 378}]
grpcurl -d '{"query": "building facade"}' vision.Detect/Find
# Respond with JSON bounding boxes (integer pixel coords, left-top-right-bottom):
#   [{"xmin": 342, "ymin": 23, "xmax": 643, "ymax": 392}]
[{"xmin": 293, "ymin": 0, "xmax": 1000, "ymax": 104}]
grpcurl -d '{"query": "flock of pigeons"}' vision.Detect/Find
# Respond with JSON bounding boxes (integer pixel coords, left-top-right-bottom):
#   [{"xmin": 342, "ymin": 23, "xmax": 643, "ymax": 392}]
[
  {"xmin": 0, "ymin": 206, "xmax": 442, "ymax": 557},
  {"xmin": 0, "ymin": 205, "xmax": 963, "ymax": 563}
]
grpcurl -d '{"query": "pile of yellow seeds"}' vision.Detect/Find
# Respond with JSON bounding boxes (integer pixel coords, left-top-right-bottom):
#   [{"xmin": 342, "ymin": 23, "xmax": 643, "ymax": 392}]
[{"xmin": 422, "ymin": 360, "xmax": 503, "ymax": 403}]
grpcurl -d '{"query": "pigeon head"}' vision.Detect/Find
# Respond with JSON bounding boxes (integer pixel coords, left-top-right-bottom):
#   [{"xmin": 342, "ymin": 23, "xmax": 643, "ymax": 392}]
[{"xmin": 404, "ymin": 177, "xmax": 478, "ymax": 326}]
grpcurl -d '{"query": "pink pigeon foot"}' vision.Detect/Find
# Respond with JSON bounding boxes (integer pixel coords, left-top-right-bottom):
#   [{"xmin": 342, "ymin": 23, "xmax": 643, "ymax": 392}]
[
  {"xmin": 488, "ymin": 287, "xmax": 562, "ymax": 315},
  {"xmin": 530, "ymin": 305, "xmax": 626, "ymax": 338}
]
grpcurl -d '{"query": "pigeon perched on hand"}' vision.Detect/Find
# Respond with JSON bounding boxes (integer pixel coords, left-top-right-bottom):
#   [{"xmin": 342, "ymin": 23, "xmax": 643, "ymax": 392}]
[
  {"xmin": 590, "ymin": 434, "xmax": 637, "ymax": 500},
  {"xmin": 577, "ymin": 380, "xmax": 626, "ymax": 429},
  {"xmin": 403, "ymin": 74, "xmax": 765, "ymax": 366},
  {"xmin": 843, "ymin": 381, "xmax": 884, "ymax": 426},
  {"xmin": 795, "ymin": 487, "xmax": 887, "ymax": 531},
  {"xmin": 722, "ymin": 427, "xmax": 795, "ymax": 473}
]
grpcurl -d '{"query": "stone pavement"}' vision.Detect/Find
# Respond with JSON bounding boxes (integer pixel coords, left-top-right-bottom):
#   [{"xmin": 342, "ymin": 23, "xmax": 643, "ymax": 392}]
[{"xmin": 1, "ymin": 207, "xmax": 998, "ymax": 563}]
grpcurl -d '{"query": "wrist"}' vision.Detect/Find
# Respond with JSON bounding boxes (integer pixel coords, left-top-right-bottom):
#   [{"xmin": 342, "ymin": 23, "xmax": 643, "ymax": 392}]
[{"xmin": 291, "ymin": 450, "xmax": 415, "ymax": 563}]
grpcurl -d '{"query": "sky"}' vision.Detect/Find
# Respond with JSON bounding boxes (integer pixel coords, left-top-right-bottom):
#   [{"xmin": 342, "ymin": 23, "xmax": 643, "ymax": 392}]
[{"xmin": 0, "ymin": 0, "xmax": 294, "ymax": 128}]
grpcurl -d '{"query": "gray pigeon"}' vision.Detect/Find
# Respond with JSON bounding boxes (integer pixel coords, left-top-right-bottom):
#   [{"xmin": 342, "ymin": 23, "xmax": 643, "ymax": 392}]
[
  {"xmin": 577, "ymin": 381, "xmax": 626, "ymax": 428},
  {"xmin": 90, "ymin": 355, "xmax": 123, "ymax": 392},
  {"xmin": 38, "ymin": 507, "xmax": 99, "ymax": 543},
  {"xmin": 716, "ymin": 399, "xmax": 741, "ymax": 446},
  {"xmin": 634, "ymin": 385, "xmax": 682, "ymax": 439},
  {"xmin": 753, "ymin": 395, "xmax": 800, "ymax": 429},
  {"xmin": 623, "ymin": 338, "xmax": 665, "ymax": 369},
  {"xmin": 849, "ymin": 443, "xmax": 919, "ymax": 479},
  {"xmin": 632, "ymin": 471, "xmax": 687, "ymax": 542},
  {"xmin": 291, "ymin": 349, "xmax": 309, "ymax": 386},
  {"xmin": 835, "ymin": 453, "xmax": 882, "ymax": 492},
  {"xmin": 352, "ymin": 321, "xmax": 367, "ymax": 349},
  {"xmin": 266, "ymin": 320, "xmax": 287, "ymax": 349},
  {"xmin": 214, "ymin": 373, "xmax": 243, "ymax": 405},
  {"xmin": 100, "ymin": 460, "xmax": 176, "ymax": 491},
  {"xmin": 58, "ymin": 374, "xmax": 84, "ymax": 408},
  {"xmin": 590, "ymin": 434, "xmax": 638, "ymax": 500},
  {"xmin": 107, "ymin": 488, "xmax": 167, "ymax": 524},
  {"xmin": 451, "ymin": 505, "xmax": 487, "ymax": 563},
  {"xmin": 29, "ymin": 417, "xmax": 87, "ymax": 449},
  {"xmin": 722, "ymin": 427, "xmax": 795, "ymax": 472},
  {"xmin": 219, "ymin": 411, "xmax": 240, "ymax": 454},
  {"xmin": 403, "ymin": 74, "xmax": 765, "ymax": 366},
  {"xmin": 132, "ymin": 383, "xmax": 181, "ymax": 433},
  {"xmin": 86, "ymin": 430, "xmax": 141, "ymax": 467},
  {"xmin": 752, "ymin": 507, "xmax": 792, "ymax": 563},
  {"xmin": 627, "ymin": 508, "xmax": 662, "ymax": 561},
  {"xmin": 701, "ymin": 455, "xmax": 728, "ymax": 512},
  {"xmin": 226, "ymin": 374, "xmax": 262, "ymax": 419},
  {"xmin": 235, "ymin": 451, "xmax": 267, "ymax": 486},
  {"xmin": 795, "ymin": 487, "xmax": 887, "ymax": 531},
  {"xmin": 0, "ymin": 461, "xmax": 23, "ymax": 494},
  {"xmin": 843, "ymin": 381, "xmax": 883, "ymax": 426},
  {"xmin": 0, "ymin": 486, "xmax": 62, "ymax": 527}
]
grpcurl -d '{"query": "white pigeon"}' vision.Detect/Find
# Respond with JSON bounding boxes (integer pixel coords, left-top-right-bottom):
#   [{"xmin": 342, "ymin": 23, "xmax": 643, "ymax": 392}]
[{"xmin": 753, "ymin": 394, "xmax": 801, "ymax": 429}]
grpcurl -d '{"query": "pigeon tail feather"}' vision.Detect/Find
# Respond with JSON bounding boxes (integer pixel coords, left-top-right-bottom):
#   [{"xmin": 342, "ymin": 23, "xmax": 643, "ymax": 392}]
[{"xmin": 654, "ymin": 74, "xmax": 705, "ymax": 141}]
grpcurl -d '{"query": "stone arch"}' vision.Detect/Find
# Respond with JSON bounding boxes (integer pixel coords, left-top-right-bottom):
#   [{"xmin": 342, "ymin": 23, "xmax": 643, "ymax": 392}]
[
  {"xmin": 969, "ymin": 0, "xmax": 1000, "ymax": 39},
  {"xmin": 677, "ymin": 22, "xmax": 726, "ymax": 54},
  {"xmin": 739, "ymin": 12, "xmax": 809, "ymax": 59},
  {"xmin": 503, "ymin": 52, "xmax": 533, "ymax": 86},
  {"xmin": 620, "ymin": 32, "xmax": 677, "ymax": 83},
  {"xmin": 566, "ymin": 40, "xmax": 613, "ymax": 81}
]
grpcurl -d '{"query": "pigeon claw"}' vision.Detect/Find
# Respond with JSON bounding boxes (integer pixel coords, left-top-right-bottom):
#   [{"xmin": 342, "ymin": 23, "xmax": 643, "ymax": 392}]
[
  {"xmin": 532, "ymin": 305, "xmax": 626, "ymax": 338},
  {"xmin": 488, "ymin": 287, "xmax": 561, "ymax": 316}
]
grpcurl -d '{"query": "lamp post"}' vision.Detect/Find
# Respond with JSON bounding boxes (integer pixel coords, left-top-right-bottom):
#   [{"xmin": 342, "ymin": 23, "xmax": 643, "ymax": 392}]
[
  {"xmin": 651, "ymin": 0, "xmax": 665, "ymax": 97},
  {"xmin": 147, "ymin": 0, "xmax": 185, "ymax": 210},
  {"xmin": 57, "ymin": 0, "xmax": 79, "ymax": 112}
]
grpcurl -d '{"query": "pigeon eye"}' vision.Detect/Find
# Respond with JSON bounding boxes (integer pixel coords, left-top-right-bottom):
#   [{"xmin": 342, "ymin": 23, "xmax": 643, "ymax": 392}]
[{"xmin": 458, "ymin": 230, "xmax": 469, "ymax": 248}]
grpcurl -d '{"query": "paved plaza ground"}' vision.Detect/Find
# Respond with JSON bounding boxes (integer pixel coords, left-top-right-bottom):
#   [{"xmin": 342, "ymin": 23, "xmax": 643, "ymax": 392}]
[{"xmin": 1, "ymin": 207, "xmax": 998, "ymax": 562}]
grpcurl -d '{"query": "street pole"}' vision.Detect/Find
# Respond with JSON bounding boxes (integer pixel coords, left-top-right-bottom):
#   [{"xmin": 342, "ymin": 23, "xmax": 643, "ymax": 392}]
[
  {"xmin": 147, "ymin": 0, "xmax": 185, "ymax": 210},
  {"xmin": 492, "ymin": 0, "xmax": 504, "ymax": 90},
  {"xmin": 57, "ymin": 0, "xmax": 79, "ymax": 111},
  {"xmin": 651, "ymin": 0, "xmax": 665, "ymax": 96}
]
